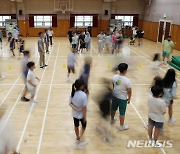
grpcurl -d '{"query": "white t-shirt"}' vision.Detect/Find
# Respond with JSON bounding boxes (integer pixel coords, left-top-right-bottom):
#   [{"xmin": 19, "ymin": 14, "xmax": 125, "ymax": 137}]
[
  {"xmin": 72, "ymin": 35, "xmax": 78, "ymax": 44},
  {"xmin": 48, "ymin": 30, "xmax": 53, "ymax": 36},
  {"xmin": 12, "ymin": 29, "xmax": 19, "ymax": 40},
  {"xmin": 69, "ymin": 91, "xmax": 88, "ymax": 119},
  {"xmin": 151, "ymin": 61, "xmax": 161, "ymax": 75},
  {"xmin": 112, "ymin": 75, "xmax": 132, "ymax": 100},
  {"xmin": 163, "ymin": 82, "xmax": 177, "ymax": 103},
  {"xmin": 132, "ymin": 27, "xmax": 137, "ymax": 35},
  {"xmin": 148, "ymin": 94, "xmax": 166, "ymax": 122},
  {"xmin": 67, "ymin": 52, "xmax": 77, "ymax": 67},
  {"xmin": 26, "ymin": 70, "xmax": 36, "ymax": 90},
  {"xmin": 97, "ymin": 34, "xmax": 105, "ymax": 42}
]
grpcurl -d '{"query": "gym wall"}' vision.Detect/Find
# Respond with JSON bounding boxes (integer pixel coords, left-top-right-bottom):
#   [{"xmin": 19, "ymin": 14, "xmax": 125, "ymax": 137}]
[{"xmin": 0, "ymin": 0, "xmax": 145, "ymax": 37}]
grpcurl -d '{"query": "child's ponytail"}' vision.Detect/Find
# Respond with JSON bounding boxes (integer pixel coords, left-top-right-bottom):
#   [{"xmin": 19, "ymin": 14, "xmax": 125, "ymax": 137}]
[{"xmin": 71, "ymin": 83, "xmax": 76, "ymax": 98}]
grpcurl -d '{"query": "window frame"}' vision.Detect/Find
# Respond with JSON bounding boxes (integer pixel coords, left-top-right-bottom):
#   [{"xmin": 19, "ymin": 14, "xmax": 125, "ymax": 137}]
[
  {"xmin": 74, "ymin": 15, "xmax": 93, "ymax": 28},
  {"xmin": 34, "ymin": 15, "xmax": 52, "ymax": 28},
  {"xmin": 0, "ymin": 16, "xmax": 11, "ymax": 27},
  {"xmin": 115, "ymin": 15, "xmax": 133, "ymax": 27}
]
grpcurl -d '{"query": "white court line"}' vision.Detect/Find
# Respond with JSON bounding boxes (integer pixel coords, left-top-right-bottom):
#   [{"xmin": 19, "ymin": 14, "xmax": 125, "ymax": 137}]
[
  {"xmin": 130, "ymin": 102, "xmax": 166, "ymax": 154},
  {"xmin": 0, "ymin": 45, "xmax": 55, "ymax": 132},
  {"xmin": 16, "ymin": 43, "xmax": 58, "ymax": 152},
  {"xmin": 129, "ymin": 45, "xmax": 180, "ymax": 76},
  {"xmin": 91, "ymin": 40, "xmax": 100, "ymax": 56},
  {"xmin": 0, "ymin": 52, "xmax": 37, "ymax": 106},
  {"xmin": 130, "ymin": 47, "xmax": 180, "ymax": 82},
  {"xmin": 37, "ymin": 41, "xmax": 60, "ymax": 154}
]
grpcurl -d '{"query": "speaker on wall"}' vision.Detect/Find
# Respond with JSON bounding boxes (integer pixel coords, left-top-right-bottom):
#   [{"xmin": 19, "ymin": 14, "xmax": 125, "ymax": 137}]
[
  {"xmin": 19, "ymin": 10, "xmax": 23, "ymax": 15},
  {"xmin": 104, "ymin": 10, "xmax": 109, "ymax": 15}
]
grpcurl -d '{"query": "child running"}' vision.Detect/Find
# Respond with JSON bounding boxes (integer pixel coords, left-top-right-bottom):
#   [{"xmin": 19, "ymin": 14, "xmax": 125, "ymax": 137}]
[
  {"xmin": 162, "ymin": 69, "xmax": 177, "ymax": 123},
  {"xmin": 105, "ymin": 32, "xmax": 111, "ymax": 53},
  {"xmin": 111, "ymin": 63, "xmax": 132, "ymax": 130},
  {"xmin": 97, "ymin": 31, "xmax": 105, "ymax": 53},
  {"xmin": 72, "ymin": 32, "xmax": 78, "ymax": 50},
  {"xmin": 148, "ymin": 85, "xmax": 166, "ymax": 147},
  {"xmin": 84, "ymin": 32, "xmax": 92, "ymax": 52},
  {"xmin": 18, "ymin": 35, "xmax": 25, "ymax": 59},
  {"xmin": 151, "ymin": 53, "xmax": 162, "ymax": 76},
  {"xmin": 21, "ymin": 50, "xmax": 30, "ymax": 102},
  {"xmin": 0, "ymin": 30, "xmax": 3, "ymax": 49},
  {"xmin": 67, "ymin": 48, "xmax": 77, "ymax": 82},
  {"xmin": 69, "ymin": 79, "xmax": 88, "ymax": 147},
  {"xmin": 26, "ymin": 61, "xmax": 40, "ymax": 103},
  {"xmin": 8, "ymin": 33, "xmax": 15, "ymax": 56}
]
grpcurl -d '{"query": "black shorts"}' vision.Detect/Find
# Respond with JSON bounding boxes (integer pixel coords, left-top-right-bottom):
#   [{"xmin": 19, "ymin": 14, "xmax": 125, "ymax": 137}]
[
  {"xmin": 72, "ymin": 44, "xmax": 77, "ymax": 49},
  {"xmin": 148, "ymin": 118, "xmax": 164, "ymax": 129},
  {"xmin": 0, "ymin": 38, "xmax": 2, "ymax": 42},
  {"xmin": 68, "ymin": 66, "xmax": 75, "ymax": 74},
  {"xmin": 73, "ymin": 117, "xmax": 87, "ymax": 128}
]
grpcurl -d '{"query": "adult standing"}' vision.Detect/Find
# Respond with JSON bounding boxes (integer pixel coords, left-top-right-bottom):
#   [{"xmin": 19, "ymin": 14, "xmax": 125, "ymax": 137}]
[
  {"xmin": 162, "ymin": 36, "xmax": 174, "ymax": 64},
  {"xmin": 38, "ymin": 32, "xmax": 48, "ymax": 69},
  {"xmin": 48, "ymin": 27, "xmax": 54, "ymax": 46}
]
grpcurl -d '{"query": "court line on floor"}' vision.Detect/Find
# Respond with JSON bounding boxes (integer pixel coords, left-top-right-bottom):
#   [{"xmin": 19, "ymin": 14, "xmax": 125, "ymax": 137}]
[
  {"xmin": 129, "ymin": 45, "xmax": 180, "ymax": 77},
  {"xmin": 130, "ymin": 47, "xmax": 180, "ymax": 82},
  {"xmin": 37, "ymin": 40, "xmax": 60, "ymax": 154},
  {"xmin": 16, "ymin": 43, "xmax": 58, "ymax": 152},
  {"xmin": 0, "ymin": 45, "xmax": 55, "ymax": 132},
  {"xmin": 130, "ymin": 102, "xmax": 166, "ymax": 154},
  {"xmin": 0, "ymin": 51, "xmax": 37, "ymax": 106}
]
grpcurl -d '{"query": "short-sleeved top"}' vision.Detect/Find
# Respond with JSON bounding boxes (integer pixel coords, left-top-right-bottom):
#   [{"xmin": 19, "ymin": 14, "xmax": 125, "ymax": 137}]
[
  {"xmin": 8, "ymin": 26, "xmax": 14, "ymax": 33},
  {"xmin": 84, "ymin": 36, "xmax": 92, "ymax": 43},
  {"xmin": 163, "ymin": 40, "xmax": 174, "ymax": 53},
  {"xmin": 67, "ymin": 52, "xmax": 77, "ymax": 67},
  {"xmin": 79, "ymin": 34, "xmax": 85, "ymax": 42},
  {"xmin": 97, "ymin": 34, "xmax": 105, "ymax": 42},
  {"xmin": 148, "ymin": 94, "xmax": 166, "ymax": 122},
  {"xmin": 136, "ymin": 30, "xmax": 144, "ymax": 38},
  {"xmin": 105, "ymin": 35, "xmax": 111, "ymax": 44},
  {"xmin": 112, "ymin": 34, "xmax": 117, "ymax": 44},
  {"xmin": 26, "ymin": 70, "xmax": 36, "ymax": 90},
  {"xmin": 112, "ymin": 75, "xmax": 132, "ymax": 100},
  {"xmin": 0, "ymin": 31, "xmax": 2, "ymax": 39},
  {"xmin": 44, "ymin": 33, "xmax": 49, "ymax": 43},
  {"xmin": 38, "ymin": 38, "xmax": 44, "ymax": 52},
  {"xmin": 72, "ymin": 36, "xmax": 78, "ymax": 44},
  {"xmin": 48, "ymin": 30, "xmax": 53, "ymax": 37},
  {"xmin": 163, "ymin": 81, "xmax": 177, "ymax": 103},
  {"xmin": 69, "ymin": 91, "xmax": 88, "ymax": 119},
  {"xmin": 12, "ymin": 29, "xmax": 19, "ymax": 40}
]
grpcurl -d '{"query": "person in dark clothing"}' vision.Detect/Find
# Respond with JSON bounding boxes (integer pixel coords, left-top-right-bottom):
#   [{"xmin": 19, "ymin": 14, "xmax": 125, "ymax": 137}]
[
  {"xmin": 68, "ymin": 28, "xmax": 73, "ymax": 44},
  {"xmin": 78, "ymin": 31, "xmax": 86, "ymax": 53},
  {"xmin": 136, "ymin": 28, "xmax": 144, "ymax": 46}
]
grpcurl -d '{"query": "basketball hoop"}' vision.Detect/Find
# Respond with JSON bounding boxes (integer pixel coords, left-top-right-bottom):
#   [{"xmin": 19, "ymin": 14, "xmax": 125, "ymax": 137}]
[{"xmin": 60, "ymin": 4, "xmax": 67, "ymax": 14}]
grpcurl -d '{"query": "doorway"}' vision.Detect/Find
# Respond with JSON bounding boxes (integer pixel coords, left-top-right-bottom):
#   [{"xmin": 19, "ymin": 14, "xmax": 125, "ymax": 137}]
[{"xmin": 157, "ymin": 20, "xmax": 172, "ymax": 43}]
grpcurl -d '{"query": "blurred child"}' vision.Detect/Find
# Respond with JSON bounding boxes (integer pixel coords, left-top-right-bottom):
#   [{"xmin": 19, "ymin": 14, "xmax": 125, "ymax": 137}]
[
  {"xmin": 97, "ymin": 31, "xmax": 105, "ymax": 53},
  {"xmin": 26, "ymin": 61, "xmax": 40, "ymax": 103},
  {"xmin": 12, "ymin": 27, "xmax": 19, "ymax": 47},
  {"xmin": 72, "ymin": 33, "xmax": 78, "ymax": 50},
  {"xmin": 96, "ymin": 78, "xmax": 113, "ymax": 144},
  {"xmin": 69, "ymin": 79, "xmax": 88, "ymax": 147},
  {"xmin": 148, "ymin": 85, "xmax": 166, "ymax": 147},
  {"xmin": 129, "ymin": 37, "xmax": 135, "ymax": 45},
  {"xmin": 67, "ymin": 48, "xmax": 77, "ymax": 82},
  {"xmin": 44, "ymin": 29, "xmax": 50, "ymax": 54},
  {"xmin": 0, "ymin": 109, "xmax": 19, "ymax": 154},
  {"xmin": 0, "ymin": 30, "xmax": 3, "ymax": 49},
  {"xmin": 151, "ymin": 53, "xmax": 162, "ymax": 76},
  {"xmin": 80, "ymin": 57, "xmax": 92, "ymax": 95},
  {"xmin": 84, "ymin": 32, "xmax": 92, "ymax": 52},
  {"xmin": 105, "ymin": 32, "xmax": 111, "ymax": 53},
  {"xmin": 18, "ymin": 35, "xmax": 25, "ymax": 59},
  {"xmin": 79, "ymin": 31, "xmax": 86, "ymax": 53},
  {"xmin": 21, "ymin": 50, "xmax": 30, "ymax": 102},
  {"xmin": 162, "ymin": 69, "xmax": 177, "ymax": 124},
  {"xmin": 8, "ymin": 33, "xmax": 15, "ymax": 56}
]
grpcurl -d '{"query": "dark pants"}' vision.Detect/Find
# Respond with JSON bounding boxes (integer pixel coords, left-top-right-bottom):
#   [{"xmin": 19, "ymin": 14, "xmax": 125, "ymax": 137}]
[{"xmin": 49, "ymin": 36, "xmax": 53, "ymax": 45}]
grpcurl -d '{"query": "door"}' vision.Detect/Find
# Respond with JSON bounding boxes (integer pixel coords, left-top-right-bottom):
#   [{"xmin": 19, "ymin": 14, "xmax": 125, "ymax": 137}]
[{"xmin": 157, "ymin": 20, "xmax": 172, "ymax": 43}]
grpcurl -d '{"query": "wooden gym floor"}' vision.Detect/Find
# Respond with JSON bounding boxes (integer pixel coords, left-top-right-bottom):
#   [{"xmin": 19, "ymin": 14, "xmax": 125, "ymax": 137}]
[{"xmin": 0, "ymin": 37, "xmax": 179, "ymax": 154}]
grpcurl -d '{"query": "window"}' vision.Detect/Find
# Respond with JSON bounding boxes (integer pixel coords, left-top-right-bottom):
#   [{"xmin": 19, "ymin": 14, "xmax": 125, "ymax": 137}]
[
  {"xmin": 0, "ymin": 16, "xmax": 11, "ymax": 27},
  {"xmin": 75, "ymin": 16, "xmax": 93, "ymax": 27},
  {"xmin": 115, "ymin": 16, "xmax": 133, "ymax": 27},
  {"xmin": 34, "ymin": 16, "xmax": 52, "ymax": 27}
]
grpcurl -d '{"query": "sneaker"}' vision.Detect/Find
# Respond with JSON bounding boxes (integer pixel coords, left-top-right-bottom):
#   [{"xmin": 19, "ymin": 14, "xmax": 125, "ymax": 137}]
[
  {"xmin": 44, "ymin": 64, "xmax": 48, "ymax": 67},
  {"xmin": 40, "ymin": 66, "xmax": 44, "ymax": 69},
  {"xmin": 154, "ymin": 141, "xmax": 163, "ymax": 148},
  {"xmin": 110, "ymin": 119, "xmax": 116, "ymax": 124},
  {"xmin": 118, "ymin": 125, "xmax": 129, "ymax": 131},
  {"xmin": 79, "ymin": 140, "xmax": 88, "ymax": 147},
  {"xmin": 21, "ymin": 97, "xmax": 30, "ymax": 102},
  {"xmin": 168, "ymin": 118, "xmax": 176, "ymax": 124},
  {"xmin": 102, "ymin": 137, "xmax": 113, "ymax": 145},
  {"xmin": 148, "ymin": 137, "xmax": 153, "ymax": 145}
]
